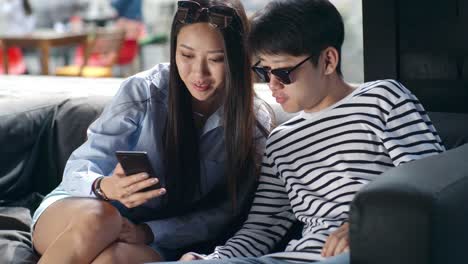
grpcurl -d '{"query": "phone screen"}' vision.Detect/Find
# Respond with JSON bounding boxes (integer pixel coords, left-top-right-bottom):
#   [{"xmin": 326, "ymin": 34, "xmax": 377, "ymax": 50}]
[{"xmin": 115, "ymin": 151, "xmax": 161, "ymax": 190}]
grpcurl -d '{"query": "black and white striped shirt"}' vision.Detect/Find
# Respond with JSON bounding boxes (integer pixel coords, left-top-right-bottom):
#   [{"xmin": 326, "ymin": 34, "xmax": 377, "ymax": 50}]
[{"xmin": 206, "ymin": 80, "xmax": 445, "ymax": 262}]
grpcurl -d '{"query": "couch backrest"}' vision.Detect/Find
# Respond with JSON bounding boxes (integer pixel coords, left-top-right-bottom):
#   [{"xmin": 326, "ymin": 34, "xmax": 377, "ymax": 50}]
[
  {"xmin": 1, "ymin": 99, "xmax": 61, "ymax": 202},
  {"xmin": 2, "ymin": 85, "xmax": 468, "ymax": 203},
  {"xmin": 429, "ymin": 112, "xmax": 468, "ymax": 149},
  {"xmin": 0, "ymin": 97, "xmax": 108, "ymax": 202}
]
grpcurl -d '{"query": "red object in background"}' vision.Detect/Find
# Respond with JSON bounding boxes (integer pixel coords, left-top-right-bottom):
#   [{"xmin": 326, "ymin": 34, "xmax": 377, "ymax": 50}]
[
  {"xmin": 117, "ymin": 39, "xmax": 138, "ymax": 65},
  {"xmin": 72, "ymin": 18, "xmax": 144, "ymax": 68},
  {"xmin": 0, "ymin": 47, "xmax": 27, "ymax": 74},
  {"xmin": 73, "ymin": 38, "xmax": 138, "ymax": 67}
]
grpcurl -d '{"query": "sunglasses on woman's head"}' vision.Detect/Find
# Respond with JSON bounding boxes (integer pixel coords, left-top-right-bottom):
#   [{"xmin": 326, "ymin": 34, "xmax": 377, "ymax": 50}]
[
  {"xmin": 251, "ymin": 56, "xmax": 313, "ymax": 85},
  {"xmin": 176, "ymin": 0, "xmax": 235, "ymax": 29}
]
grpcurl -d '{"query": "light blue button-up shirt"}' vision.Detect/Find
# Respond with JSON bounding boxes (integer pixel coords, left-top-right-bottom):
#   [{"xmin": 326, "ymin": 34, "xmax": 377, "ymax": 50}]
[{"xmin": 39, "ymin": 63, "xmax": 271, "ymax": 249}]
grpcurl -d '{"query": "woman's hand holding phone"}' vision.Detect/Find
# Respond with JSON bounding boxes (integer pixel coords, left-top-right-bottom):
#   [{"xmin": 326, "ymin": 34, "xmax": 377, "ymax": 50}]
[{"xmin": 100, "ymin": 163, "xmax": 166, "ymax": 208}]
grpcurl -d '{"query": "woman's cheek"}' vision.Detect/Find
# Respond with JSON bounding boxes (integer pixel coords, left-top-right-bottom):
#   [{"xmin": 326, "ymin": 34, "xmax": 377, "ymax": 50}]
[{"xmin": 177, "ymin": 60, "xmax": 191, "ymax": 80}]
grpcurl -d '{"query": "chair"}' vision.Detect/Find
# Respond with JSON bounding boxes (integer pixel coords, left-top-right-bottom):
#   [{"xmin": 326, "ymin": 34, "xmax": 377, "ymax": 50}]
[
  {"xmin": 55, "ymin": 28, "xmax": 126, "ymax": 78},
  {"xmin": 67, "ymin": 18, "xmax": 144, "ymax": 77},
  {"xmin": 0, "ymin": 45, "xmax": 27, "ymax": 75},
  {"xmin": 113, "ymin": 18, "xmax": 146, "ymax": 76}
]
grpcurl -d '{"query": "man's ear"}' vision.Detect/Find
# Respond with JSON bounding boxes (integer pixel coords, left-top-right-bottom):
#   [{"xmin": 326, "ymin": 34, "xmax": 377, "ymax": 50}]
[{"xmin": 322, "ymin": 47, "xmax": 339, "ymax": 75}]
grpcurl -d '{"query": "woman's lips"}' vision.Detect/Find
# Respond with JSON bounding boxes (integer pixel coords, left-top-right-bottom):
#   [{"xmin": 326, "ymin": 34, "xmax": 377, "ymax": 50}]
[{"xmin": 192, "ymin": 83, "xmax": 210, "ymax": 92}]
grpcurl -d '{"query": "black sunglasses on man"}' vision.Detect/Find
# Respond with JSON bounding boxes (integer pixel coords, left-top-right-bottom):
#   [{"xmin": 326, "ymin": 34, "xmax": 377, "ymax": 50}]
[{"xmin": 252, "ymin": 55, "xmax": 313, "ymax": 85}]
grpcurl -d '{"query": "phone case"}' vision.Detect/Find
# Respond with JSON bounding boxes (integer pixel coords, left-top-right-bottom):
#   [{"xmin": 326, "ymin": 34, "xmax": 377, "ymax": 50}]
[{"xmin": 115, "ymin": 151, "xmax": 161, "ymax": 190}]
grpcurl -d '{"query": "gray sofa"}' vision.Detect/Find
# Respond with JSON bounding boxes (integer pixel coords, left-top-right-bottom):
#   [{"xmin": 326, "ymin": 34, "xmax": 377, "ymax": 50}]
[
  {"xmin": 1, "ymin": 76, "xmax": 467, "ymax": 264},
  {"xmin": 0, "ymin": 76, "xmax": 118, "ymax": 264},
  {"xmin": 349, "ymin": 114, "xmax": 468, "ymax": 264}
]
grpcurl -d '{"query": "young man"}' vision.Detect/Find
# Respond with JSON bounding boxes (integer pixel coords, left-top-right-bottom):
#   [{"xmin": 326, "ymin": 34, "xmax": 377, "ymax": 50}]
[{"xmin": 178, "ymin": 0, "xmax": 445, "ymax": 263}]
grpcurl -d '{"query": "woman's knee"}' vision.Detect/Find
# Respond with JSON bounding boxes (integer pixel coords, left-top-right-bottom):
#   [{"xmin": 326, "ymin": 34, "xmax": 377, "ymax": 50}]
[
  {"xmin": 54, "ymin": 200, "xmax": 123, "ymax": 257},
  {"xmin": 76, "ymin": 201, "xmax": 121, "ymax": 227},
  {"xmin": 33, "ymin": 198, "xmax": 122, "ymax": 255},
  {"xmin": 69, "ymin": 200, "xmax": 122, "ymax": 238}
]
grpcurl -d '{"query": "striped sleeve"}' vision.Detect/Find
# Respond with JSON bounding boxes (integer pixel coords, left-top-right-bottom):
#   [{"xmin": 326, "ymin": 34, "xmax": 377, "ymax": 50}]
[
  {"xmin": 205, "ymin": 151, "xmax": 296, "ymax": 259},
  {"xmin": 382, "ymin": 86, "xmax": 445, "ymax": 165}
]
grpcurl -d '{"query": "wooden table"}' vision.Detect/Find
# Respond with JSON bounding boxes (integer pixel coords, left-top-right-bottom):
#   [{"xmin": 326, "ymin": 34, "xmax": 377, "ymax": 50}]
[{"xmin": 0, "ymin": 31, "xmax": 88, "ymax": 75}]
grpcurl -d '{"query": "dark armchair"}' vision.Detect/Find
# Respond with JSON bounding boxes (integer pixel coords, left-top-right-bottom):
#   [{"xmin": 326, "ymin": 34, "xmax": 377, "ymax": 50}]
[{"xmin": 350, "ymin": 116, "xmax": 468, "ymax": 264}]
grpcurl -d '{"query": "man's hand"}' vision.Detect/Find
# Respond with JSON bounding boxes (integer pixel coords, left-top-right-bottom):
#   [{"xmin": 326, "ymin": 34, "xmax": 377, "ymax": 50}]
[
  {"xmin": 118, "ymin": 218, "xmax": 154, "ymax": 244},
  {"xmin": 321, "ymin": 222, "xmax": 350, "ymax": 257}
]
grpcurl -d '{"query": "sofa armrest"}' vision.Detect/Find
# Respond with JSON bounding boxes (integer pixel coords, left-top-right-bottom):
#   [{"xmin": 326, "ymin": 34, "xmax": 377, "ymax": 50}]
[{"xmin": 349, "ymin": 144, "xmax": 468, "ymax": 264}]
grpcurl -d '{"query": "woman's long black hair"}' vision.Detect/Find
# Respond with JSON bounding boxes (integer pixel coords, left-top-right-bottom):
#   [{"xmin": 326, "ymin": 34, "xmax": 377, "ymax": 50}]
[{"xmin": 164, "ymin": 0, "xmax": 262, "ymax": 211}]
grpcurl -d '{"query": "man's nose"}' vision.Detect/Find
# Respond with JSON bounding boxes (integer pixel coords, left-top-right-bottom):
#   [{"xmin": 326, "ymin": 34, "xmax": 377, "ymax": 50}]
[{"xmin": 268, "ymin": 75, "xmax": 284, "ymax": 91}]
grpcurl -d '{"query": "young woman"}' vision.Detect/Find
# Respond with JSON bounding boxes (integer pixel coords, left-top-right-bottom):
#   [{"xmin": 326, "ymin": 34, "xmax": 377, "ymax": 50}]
[{"xmin": 31, "ymin": 1, "xmax": 271, "ymax": 263}]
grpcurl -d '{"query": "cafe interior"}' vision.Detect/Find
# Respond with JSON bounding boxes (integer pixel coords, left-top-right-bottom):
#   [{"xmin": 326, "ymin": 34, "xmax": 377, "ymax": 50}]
[
  {"xmin": 0, "ymin": 0, "xmax": 176, "ymax": 78},
  {"xmin": 0, "ymin": 0, "xmax": 362, "ymax": 80}
]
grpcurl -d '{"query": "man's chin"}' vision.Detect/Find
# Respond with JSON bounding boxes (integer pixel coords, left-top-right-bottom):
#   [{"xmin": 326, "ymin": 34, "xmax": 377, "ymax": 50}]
[{"xmin": 281, "ymin": 104, "xmax": 302, "ymax": 113}]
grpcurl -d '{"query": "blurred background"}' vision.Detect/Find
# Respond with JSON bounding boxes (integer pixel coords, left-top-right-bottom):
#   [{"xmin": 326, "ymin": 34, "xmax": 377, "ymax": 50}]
[{"xmin": 0, "ymin": 0, "xmax": 363, "ymax": 83}]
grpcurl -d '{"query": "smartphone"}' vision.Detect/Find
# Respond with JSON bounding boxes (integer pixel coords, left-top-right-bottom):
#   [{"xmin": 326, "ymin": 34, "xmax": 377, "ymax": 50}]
[{"xmin": 115, "ymin": 150, "xmax": 161, "ymax": 190}]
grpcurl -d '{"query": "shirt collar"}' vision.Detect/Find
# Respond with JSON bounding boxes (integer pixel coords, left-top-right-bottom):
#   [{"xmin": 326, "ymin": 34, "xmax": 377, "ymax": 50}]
[{"xmin": 201, "ymin": 105, "xmax": 224, "ymax": 136}]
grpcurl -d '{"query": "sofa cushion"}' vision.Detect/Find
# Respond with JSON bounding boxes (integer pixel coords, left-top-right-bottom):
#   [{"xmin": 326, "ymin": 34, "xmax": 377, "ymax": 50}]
[
  {"xmin": 0, "ymin": 99, "xmax": 60, "ymax": 202},
  {"xmin": 0, "ymin": 206, "xmax": 40, "ymax": 264},
  {"xmin": 52, "ymin": 97, "xmax": 109, "ymax": 187},
  {"xmin": 0, "ymin": 96, "xmax": 111, "ymax": 202}
]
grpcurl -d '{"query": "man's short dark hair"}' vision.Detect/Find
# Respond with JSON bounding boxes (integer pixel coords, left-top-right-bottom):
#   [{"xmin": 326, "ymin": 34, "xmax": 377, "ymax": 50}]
[{"xmin": 249, "ymin": 0, "xmax": 345, "ymax": 76}]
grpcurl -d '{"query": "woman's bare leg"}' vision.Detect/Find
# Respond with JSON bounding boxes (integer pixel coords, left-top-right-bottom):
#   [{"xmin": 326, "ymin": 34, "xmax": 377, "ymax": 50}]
[
  {"xmin": 91, "ymin": 242, "xmax": 163, "ymax": 264},
  {"xmin": 33, "ymin": 197, "xmax": 122, "ymax": 264}
]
